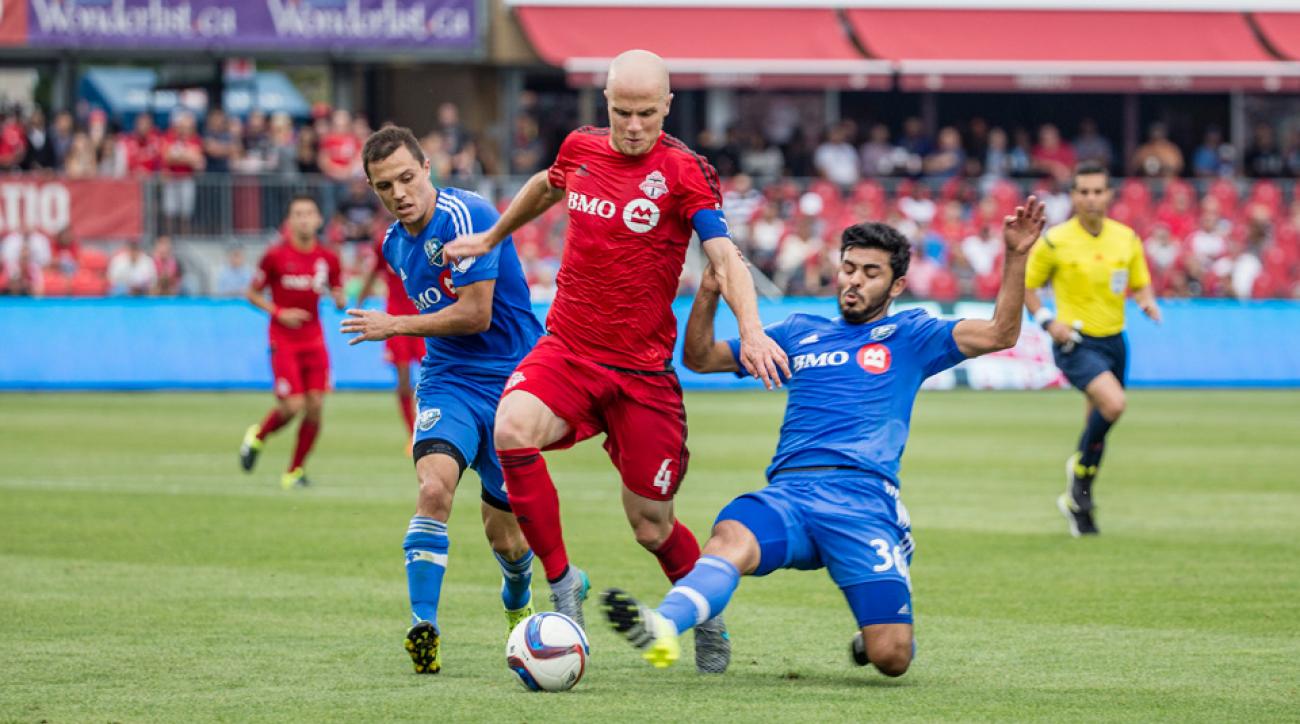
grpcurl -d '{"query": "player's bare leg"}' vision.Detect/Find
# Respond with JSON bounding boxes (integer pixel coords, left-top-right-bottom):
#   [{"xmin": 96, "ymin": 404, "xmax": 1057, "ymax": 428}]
[
  {"xmin": 1061, "ymin": 372, "xmax": 1126, "ymax": 535},
  {"xmin": 493, "ymin": 390, "xmax": 588, "ymax": 628},
  {"xmin": 621, "ymin": 488, "xmax": 729, "ymax": 672},
  {"xmin": 850, "ymin": 623, "xmax": 914, "ymax": 677},
  {"xmin": 240, "ymin": 394, "xmax": 303, "ymax": 473},
  {"xmin": 403, "ymin": 452, "xmax": 460, "ymax": 674},
  {"xmin": 282, "ymin": 392, "xmax": 324, "ymax": 489},
  {"xmin": 603, "ymin": 520, "xmax": 757, "ymax": 670},
  {"xmin": 482, "ymin": 502, "xmax": 535, "ymax": 631}
]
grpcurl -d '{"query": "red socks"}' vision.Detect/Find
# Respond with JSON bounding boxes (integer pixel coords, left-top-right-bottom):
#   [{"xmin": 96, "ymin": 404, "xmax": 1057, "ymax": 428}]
[
  {"xmin": 654, "ymin": 519, "xmax": 702, "ymax": 583},
  {"xmin": 256, "ymin": 408, "xmax": 289, "ymax": 440},
  {"xmin": 498, "ymin": 447, "xmax": 569, "ymax": 581},
  {"xmin": 398, "ymin": 390, "xmax": 415, "ymax": 432},
  {"xmin": 290, "ymin": 418, "xmax": 320, "ymax": 471}
]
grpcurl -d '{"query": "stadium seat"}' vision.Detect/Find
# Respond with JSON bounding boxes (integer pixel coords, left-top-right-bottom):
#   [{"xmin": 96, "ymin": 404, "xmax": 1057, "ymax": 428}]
[
  {"xmin": 1207, "ymin": 179, "xmax": 1241, "ymax": 219},
  {"xmin": 1248, "ymin": 180, "xmax": 1283, "ymax": 219},
  {"xmin": 42, "ymin": 269, "xmax": 71, "ymax": 296},
  {"xmin": 70, "ymin": 270, "xmax": 109, "ymax": 296},
  {"xmin": 79, "ymin": 247, "xmax": 110, "ymax": 273}
]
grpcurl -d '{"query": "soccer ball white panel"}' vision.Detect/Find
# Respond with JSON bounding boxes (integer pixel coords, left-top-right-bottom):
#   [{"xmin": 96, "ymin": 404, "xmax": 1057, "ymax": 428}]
[{"xmin": 505, "ymin": 612, "xmax": 590, "ymax": 692}]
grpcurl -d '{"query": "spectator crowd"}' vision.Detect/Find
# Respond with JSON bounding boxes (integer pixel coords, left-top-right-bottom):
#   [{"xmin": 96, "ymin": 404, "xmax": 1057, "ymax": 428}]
[{"xmin": 3, "ymin": 101, "xmax": 1300, "ymax": 301}]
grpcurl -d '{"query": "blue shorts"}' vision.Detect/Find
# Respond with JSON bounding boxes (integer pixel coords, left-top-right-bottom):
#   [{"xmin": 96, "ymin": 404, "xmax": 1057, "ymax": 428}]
[
  {"xmin": 716, "ymin": 470, "xmax": 915, "ymax": 627},
  {"xmin": 1053, "ymin": 333, "xmax": 1128, "ymax": 391},
  {"xmin": 413, "ymin": 370, "xmax": 510, "ymax": 510}
]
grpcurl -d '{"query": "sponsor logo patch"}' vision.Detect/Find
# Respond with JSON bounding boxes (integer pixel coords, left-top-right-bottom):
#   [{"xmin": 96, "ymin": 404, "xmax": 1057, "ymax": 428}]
[
  {"xmin": 623, "ymin": 199, "xmax": 661, "ymax": 233},
  {"xmin": 857, "ymin": 343, "xmax": 892, "ymax": 374},
  {"xmin": 505, "ymin": 372, "xmax": 526, "ymax": 391}
]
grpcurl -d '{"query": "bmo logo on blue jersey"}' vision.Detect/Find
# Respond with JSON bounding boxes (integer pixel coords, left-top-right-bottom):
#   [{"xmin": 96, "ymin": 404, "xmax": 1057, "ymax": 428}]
[
  {"xmin": 792, "ymin": 350, "xmax": 850, "ymax": 372},
  {"xmin": 568, "ymin": 192, "xmax": 615, "ymax": 219},
  {"xmin": 410, "ymin": 269, "xmax": 457, "ymax": 311}
]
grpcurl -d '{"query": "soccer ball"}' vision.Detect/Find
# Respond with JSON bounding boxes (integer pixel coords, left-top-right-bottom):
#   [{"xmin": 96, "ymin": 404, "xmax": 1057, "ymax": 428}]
[{"xmin": 506, "ymin": 612, "xmax": 590, "ymax": 692}]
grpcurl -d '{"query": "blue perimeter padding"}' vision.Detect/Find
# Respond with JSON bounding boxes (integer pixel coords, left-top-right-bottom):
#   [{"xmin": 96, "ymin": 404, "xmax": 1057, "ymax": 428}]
[{"xmin": 4, "ymin": 297, "xmax": 1299, "ymax": 390}]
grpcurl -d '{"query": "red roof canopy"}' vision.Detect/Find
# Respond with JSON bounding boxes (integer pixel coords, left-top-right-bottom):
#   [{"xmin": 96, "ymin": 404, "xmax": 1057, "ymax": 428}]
[
  {"xmin": 514, "ymin": 6, "xmax": 891, "ymax": 89},
  {"xmin": 845, "ymin": 9, "xmax": 1300, "ymax": 92}
]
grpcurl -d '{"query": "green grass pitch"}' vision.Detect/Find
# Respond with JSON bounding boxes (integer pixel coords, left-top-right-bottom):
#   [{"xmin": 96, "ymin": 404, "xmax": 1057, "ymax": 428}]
[{"xmin": 2, "ymin": 390, "xmax": 1298, "ymax": 722}]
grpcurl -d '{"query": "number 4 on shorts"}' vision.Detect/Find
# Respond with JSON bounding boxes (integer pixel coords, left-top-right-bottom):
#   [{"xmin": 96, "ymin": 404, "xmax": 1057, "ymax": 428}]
[{"xmin": 653, "ymin": 459, "xmax": 673, "ymax": 495}]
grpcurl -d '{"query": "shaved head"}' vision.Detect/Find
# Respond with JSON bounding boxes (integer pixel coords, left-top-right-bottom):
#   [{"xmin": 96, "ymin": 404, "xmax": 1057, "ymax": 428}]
[
  {"xmin": 604, "ymin": 49, "xmax": 673, "ymax": 156},
  {"xmin": 606, "ymin": 49, "xmax": 671, "ymax": 99}
]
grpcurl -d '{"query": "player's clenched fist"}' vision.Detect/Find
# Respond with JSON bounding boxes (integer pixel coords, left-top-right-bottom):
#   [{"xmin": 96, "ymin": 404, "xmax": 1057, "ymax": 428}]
[{"xmin": 443, "ymin": 232, "xmax": 492, "ymax": 264}]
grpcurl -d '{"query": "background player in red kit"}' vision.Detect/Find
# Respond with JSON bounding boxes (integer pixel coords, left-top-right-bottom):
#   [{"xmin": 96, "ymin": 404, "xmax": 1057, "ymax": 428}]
[
  {"xmin": 239, "ymin": 195, "xmax": 345, "ymax": 490},
  {"xmin": 354, "ymin": 233, "xmax": 425, "ymax": 437},
  {"xmin": 444, "ymin": 49, "xmax": 789, "ymax": 673}
]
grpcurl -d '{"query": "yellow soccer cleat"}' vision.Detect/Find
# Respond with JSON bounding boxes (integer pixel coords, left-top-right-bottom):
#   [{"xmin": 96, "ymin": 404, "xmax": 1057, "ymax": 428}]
[
  {"xmin": 601, "ymin": 588, "xmax": 680, "ymax": 670},
  {"xmin": 505, "ymin": 593, "xmax": 535, "ymax": 634},
  {"xmin": 280, "ymin": 467, "xmax": 310, "ymax": 490},
  {"xmin": 405, "ymin": 621, "xmax": 441, "ymax": 674}
]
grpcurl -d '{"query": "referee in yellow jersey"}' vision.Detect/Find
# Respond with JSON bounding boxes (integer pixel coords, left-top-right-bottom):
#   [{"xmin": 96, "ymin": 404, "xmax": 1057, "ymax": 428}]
[{"xmin": 1025, "ymin": 162, "xmax": 1161, "ymax": 537}]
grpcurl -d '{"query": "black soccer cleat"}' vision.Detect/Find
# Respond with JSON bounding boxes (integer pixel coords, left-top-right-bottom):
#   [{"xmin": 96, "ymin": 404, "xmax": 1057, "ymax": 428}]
[
  {"xmin": 405, "ymin": 621, "xmax": 441, "ymax": 674},
  {"xmin": 239, "ymin": 424, "xmax": 262, "ymax": 472},
  {"xmin": 850, "ymin": 631, "xmax": 870, "ymax": 666},
  {"xmin": 1058, "ymin": 493, "xmax": 1099, "ymax": 537}
]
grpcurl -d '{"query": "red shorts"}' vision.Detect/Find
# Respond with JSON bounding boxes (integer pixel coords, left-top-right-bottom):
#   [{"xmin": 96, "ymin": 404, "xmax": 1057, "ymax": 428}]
[
  {"xmin": 383, "ymin": 335, "xmax": 425, "ymax": 367},
  {"xmin": 503, "ymin": 335, "xmax": 689, "ymax": 501},
  {"xmin": 270, "ymin": 344, "xmax": 331, "ymax": 399}
]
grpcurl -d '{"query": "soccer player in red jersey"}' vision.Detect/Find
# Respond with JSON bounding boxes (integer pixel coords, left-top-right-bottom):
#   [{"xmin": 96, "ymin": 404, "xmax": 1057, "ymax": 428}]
[
  {"xmin": 239, "ymin": 195, "xmax": 346, "ymax": 489},
  {"xmin": 444, "ymin": 49, "xmax": 789, "ymax": 673},
  {"xmin": 354, "ymin": 232, "xmax": 425, "ymax": 436}
]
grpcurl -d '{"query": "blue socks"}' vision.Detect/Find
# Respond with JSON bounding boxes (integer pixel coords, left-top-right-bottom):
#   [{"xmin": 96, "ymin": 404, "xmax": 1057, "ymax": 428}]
[
  {"xmin": 1078, "ymin": 409, "xmax": 1115, "ymax": 471},
  {"xmin": 495, "ymin": 549, "xmax": 535, "ymax": 611},
  {"xmin": 657, "ymin": 555, "xmax": 740, "ymax": 634},
  {"xmin": 404, "ymin": 516, "xmax": 449, "ymax": 627}
]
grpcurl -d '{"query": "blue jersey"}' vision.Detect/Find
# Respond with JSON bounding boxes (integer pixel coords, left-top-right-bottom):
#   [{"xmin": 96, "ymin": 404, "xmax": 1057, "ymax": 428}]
[
  {"xmin": 728, "ymin": 308, "xmax": 966, "ymax": 486},
  {"xmin": 382, "ymin": 187, "xmax": 543, "ymax": 381}
]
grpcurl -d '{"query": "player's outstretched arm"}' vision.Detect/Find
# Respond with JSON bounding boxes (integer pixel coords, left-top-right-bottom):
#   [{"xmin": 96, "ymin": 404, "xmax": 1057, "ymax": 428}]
[
  {"xmin": 341, "ymin": 279, "xmax": 494, "ymax": 344},
  {"xmin": 701, "ymin": 237, "xmax": 790, "ymax": 388},
  {"xmin": 683, "ymin": 265, "xmax": 741, "ymax": 375},
  {"xmin": 954, "ymin": 196, "xmax": 1046, "ymax": 357},
  {"xmin": 444, "ymin": 171, "xmax": 563, "ymax": 260}
]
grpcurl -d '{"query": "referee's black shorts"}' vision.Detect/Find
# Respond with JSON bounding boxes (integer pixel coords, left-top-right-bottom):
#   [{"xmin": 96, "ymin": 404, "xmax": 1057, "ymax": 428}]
[{"xmin": 1053, "ymin": 333, "xmax": 1128, "ymax": 391}]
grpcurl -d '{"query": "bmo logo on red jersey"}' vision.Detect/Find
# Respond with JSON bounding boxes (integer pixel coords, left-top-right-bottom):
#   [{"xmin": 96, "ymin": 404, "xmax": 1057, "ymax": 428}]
[
  {"xmin": 623, "ymin": 199, "xmax": 661, "ymax": 233},
  {"xmin": 857, "ymin": 344, "xmax": 892, "ymax": 374},
  {"xmin": 568, "ymin": 192, "xmax": 615, "ymax": 219},
  {"xmin": 281, "ymin": 259, "xmax": 330, "ymax": 292}
]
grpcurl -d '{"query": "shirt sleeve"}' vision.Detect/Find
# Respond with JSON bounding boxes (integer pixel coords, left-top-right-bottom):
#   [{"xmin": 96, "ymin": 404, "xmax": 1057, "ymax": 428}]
[
  {"xmin": 909, "ymin": 310, "xmax": 967, "ymax": 378},
  {"xmin": 1127, "ymin": 231, "xmax": 1152, "ymax": 290},
  {"xmin": 725, "ymin": 317, "xmax": 796, "ymax": 379},
  {"xmin": 252, "ymin": 249, "xmax": 273, "ymax": 291},
  {"xmin": 546, "ymin": 131, "xmax": 580, "ymax": 191},
  {"xmin": 678, "ymin": 153, "xmax": 725, "ymax": 224},
  {"xmin": 327, "ymin": 252, "xmax": 342, "ymax": 289},
  {"xmin": 451, "ymin": 195, "xmax": 503, "ymax": 287},
  {"xmin": 1024, "ymin": 234, "xmax": 1057, "ymax": 289}
]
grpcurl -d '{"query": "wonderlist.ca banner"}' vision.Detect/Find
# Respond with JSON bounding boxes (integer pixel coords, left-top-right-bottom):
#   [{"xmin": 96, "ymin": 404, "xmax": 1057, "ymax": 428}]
[{"xmin": 8, "ymin": 0, "xmax": 479, "ymax": 52}]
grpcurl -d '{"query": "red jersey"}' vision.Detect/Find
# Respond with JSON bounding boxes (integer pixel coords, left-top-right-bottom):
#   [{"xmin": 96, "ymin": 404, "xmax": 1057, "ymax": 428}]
[
  {"xmin": 253, "ymin": 241, "xmax": 342, "ymax": 349},
  {"xmin": 371, "ymin": 236, "xmax": 418, "ymax": 315},
  {"xmin": 546, "ymin": 127, "xmax": 723, "ymax": 371},
  {"xmin": 124, "ymin": 131, "xmax": 162, "ymax": 174},
  {"xmin": 161, "ymin": 131, "xmax": 203, "ymax": 176}
]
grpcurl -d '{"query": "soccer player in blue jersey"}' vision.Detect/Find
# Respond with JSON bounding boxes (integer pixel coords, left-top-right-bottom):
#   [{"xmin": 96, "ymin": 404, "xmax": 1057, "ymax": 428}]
[
  {"xmin": 340, "ymin": 127, "xmax": 545, "ymax": 674},
  {"xmin": 601, "ymin": 196, "xmax": 1046, "ymax": 677}
]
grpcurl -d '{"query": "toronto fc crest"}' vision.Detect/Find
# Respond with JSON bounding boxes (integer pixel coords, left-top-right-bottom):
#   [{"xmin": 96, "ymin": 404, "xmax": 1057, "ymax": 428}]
[{"xmin": 639, "ymin": 170, "xmax": 668, "ymax": 200}]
